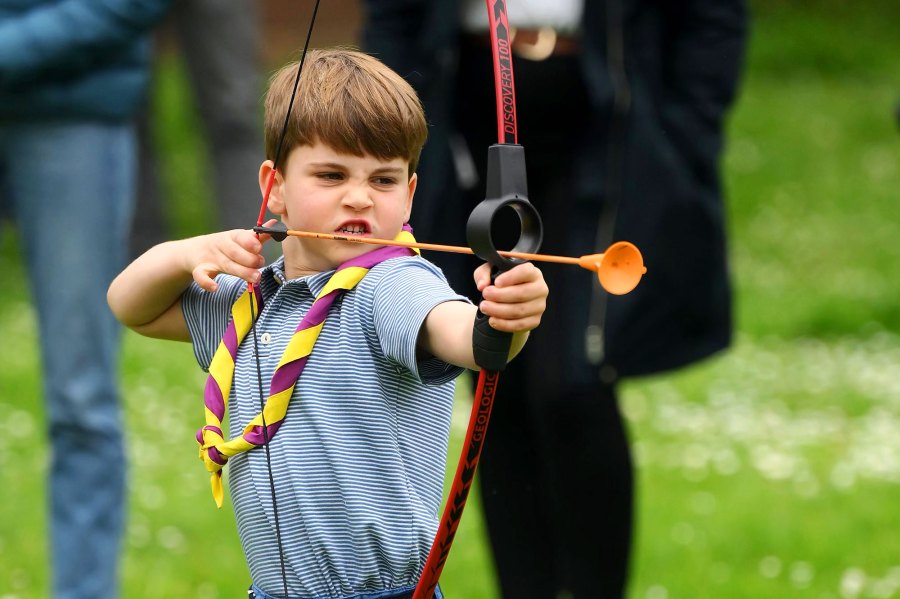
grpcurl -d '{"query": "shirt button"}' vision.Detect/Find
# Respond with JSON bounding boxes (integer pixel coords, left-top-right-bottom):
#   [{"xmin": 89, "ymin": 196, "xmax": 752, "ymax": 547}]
[{"xmin": 260, "ymin": 332, "xmax": 272, "ymax": 345}]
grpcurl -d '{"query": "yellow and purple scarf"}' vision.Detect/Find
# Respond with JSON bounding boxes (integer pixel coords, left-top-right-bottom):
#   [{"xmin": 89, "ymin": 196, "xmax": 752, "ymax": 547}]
[{"xmin": 196, "ymin": 226, "xmax": 418, "ymax": 506}]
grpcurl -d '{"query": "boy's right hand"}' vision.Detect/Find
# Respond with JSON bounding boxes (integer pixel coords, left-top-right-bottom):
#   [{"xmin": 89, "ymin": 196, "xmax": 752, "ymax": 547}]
[
  {"xmin": 190, "ymin": 219, "xmax": 277, "ymax": 292},
  {"xmin": 108, "ymin": 220, "xmax": 277, "ymax": 340},
  {"xmin": 107, "ymin": 220, "xmax": 277, "ymax": 341}
]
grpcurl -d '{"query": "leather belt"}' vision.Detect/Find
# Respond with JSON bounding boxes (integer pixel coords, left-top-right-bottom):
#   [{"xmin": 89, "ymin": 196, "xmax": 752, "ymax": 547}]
[{"xmin": 466, "ymin": 27, "xmax": 580, "ymax": 61}]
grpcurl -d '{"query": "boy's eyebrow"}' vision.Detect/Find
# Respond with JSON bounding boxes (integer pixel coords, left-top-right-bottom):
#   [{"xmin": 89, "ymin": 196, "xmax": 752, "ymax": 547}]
[
  {"xmin": 307, "ymin": 161, "xmax": 347, "ymax": 170},
  {"xmin": 308, "ymin": 162, "xmax": 406, "ymax": 176},
  {"xmin": 371, "ymin": 166, "xmax": 406, "ymax": 176}
]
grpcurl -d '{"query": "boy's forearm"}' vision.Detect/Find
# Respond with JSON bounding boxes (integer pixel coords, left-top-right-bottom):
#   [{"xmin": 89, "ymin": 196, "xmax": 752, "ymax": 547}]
[
  {"xmin": 421, "ymin": 303, "xmax": 532, "ymax": 371},
  {"xmin": 107, "ymin": 238, "xmax": 198, "ymax": 329},
  {"xmin": 109, "ymin": 229, "xmax": 265, "ymax": 339}
]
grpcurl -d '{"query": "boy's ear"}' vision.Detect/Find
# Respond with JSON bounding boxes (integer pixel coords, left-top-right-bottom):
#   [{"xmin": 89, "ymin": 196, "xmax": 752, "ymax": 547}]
[
  {"xmin": 404, "ymin": 172, "xmax": 417, "ymax": 223},
  {"xmin": 259, "ymin": 160, "xmax": 286, "ymax": 215}
]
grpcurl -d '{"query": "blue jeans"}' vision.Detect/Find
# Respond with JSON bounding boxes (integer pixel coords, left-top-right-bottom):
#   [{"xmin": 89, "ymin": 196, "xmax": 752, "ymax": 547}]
[
  {"xmin": 248, "ymin": 583, "xmax": 444, "ymax": 599},
  {"xmin": 0, "ymin": 121, "xmax": 135, "ymax": 599}
]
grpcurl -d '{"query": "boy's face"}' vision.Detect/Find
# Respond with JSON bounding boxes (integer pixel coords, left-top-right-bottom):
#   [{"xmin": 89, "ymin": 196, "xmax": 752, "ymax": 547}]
[{"xmin": 261, "ymin": 142, "xmax": 416, "ymax": 276}]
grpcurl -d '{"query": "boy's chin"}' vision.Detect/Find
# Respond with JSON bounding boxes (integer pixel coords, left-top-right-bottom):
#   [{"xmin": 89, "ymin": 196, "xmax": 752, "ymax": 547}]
[{"xmin": 328, "ymin": 243, "xmax": 381, "ymax": 267}]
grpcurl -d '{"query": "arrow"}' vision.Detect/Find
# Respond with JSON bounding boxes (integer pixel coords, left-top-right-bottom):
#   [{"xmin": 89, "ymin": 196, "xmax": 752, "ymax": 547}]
[{"xmin": 254, "ymin": 224, "xmax": 647, "ymax": 295}]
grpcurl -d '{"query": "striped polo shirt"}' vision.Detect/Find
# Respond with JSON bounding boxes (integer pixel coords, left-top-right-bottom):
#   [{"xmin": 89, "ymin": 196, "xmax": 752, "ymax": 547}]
[{"xmin": 183, "ymin": 254, "xmax": 468, "ymax": 598}]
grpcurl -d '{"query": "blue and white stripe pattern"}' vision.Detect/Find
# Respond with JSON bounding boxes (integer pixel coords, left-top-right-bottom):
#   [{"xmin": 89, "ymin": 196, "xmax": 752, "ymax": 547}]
[{"xmin": 183, "ymin": 255, "xmax": 468, "ymax": 598}]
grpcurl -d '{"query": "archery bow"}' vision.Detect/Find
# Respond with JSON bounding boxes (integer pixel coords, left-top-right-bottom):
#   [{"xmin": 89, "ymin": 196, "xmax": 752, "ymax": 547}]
[{"xmin": 410, "ymin": 1, "xmax": 538, "ymax": 596}]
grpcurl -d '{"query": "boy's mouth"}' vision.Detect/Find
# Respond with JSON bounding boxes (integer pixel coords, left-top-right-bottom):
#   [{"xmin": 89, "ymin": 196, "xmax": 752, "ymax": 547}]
[{"xmin": 335, "ymin": 221, "xmax": 371, "ymax": 236}]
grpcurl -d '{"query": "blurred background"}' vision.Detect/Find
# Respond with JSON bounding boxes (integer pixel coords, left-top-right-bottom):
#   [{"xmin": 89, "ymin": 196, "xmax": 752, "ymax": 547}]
[{"xmin": 1, "ymin": 0, "xmax": 898, "ymax": 597}]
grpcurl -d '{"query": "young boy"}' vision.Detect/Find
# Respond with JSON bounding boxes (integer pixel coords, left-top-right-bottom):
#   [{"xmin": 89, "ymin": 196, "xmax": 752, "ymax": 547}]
[{"xmin": 107, "ymin": 49, "xmax": 547, "ymax": 599}]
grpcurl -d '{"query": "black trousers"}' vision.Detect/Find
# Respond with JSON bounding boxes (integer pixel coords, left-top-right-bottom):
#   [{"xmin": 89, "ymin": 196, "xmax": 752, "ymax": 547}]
[
  {"xmin": 479, "ymin": 378, "xmax": 633, "ymax": 598},
  {"xmin": 451, "ymin": 40, "xmax": 634, "ymax": 598}
]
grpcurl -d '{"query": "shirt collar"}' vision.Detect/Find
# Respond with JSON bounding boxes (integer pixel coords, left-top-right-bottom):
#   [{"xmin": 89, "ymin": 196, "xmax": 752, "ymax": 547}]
[{"xmin": 259, "ymin": 255, "xmax": 336, "ymax": 298}]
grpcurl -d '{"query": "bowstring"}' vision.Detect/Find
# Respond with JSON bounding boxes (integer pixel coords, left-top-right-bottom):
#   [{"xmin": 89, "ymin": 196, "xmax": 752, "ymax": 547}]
[{"xmin": 248, "ymin": 2, "xmax": 322, "ymax": 597}]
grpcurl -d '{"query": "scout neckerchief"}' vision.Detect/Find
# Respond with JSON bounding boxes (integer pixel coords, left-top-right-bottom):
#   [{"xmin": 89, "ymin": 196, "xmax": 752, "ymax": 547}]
[{"xmin": 196, "ymin": 226, "xmax": 419, "ymax": 507}]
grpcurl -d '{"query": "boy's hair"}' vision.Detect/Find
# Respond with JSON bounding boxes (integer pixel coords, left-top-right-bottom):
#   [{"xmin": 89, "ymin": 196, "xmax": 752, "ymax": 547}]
[{"xmin": 264, "ymin": 48, "xmax": 428, "ymax": 177}]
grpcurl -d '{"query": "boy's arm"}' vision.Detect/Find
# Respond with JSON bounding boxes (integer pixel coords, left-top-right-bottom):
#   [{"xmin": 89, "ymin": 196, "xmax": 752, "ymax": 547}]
[
  {"xmin": 107, "ymin": 229, "xmax": 267, "ymax": 341},
  {"xmin": 419, "ymin": 262, "xmax": 547, "ymax": 371}
]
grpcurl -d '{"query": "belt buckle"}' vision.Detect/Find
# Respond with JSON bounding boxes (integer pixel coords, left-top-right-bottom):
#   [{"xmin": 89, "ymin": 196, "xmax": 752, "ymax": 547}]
[{"xmin": 511, "ymin": 27, "xmax": 557, "ymax": 61}]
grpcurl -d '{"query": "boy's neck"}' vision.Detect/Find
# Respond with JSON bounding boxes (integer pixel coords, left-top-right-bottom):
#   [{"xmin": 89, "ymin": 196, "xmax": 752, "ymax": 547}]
[
  {"xmin": 279, "ymin": 241, "xmax": 339, "ymax": 281},
  {"xmin": 282, "ymin": 256, "xmax": 325, "ymax": 281}
]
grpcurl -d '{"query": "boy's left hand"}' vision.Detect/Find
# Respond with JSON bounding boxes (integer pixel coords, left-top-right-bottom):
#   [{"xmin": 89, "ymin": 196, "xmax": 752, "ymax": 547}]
[{"xmin": 474, "ymin": 262, "xmax": 548, "ymax": 333}]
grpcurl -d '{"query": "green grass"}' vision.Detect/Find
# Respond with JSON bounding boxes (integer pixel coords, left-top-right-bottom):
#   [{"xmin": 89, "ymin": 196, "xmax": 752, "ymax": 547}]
[
  {"xmin": 725, "ymin": 4, "xmax": 900, "ymax": 339},
  {"xmin": 624, "ymin": 335, "xmax": 900, "ymax": 598},
  {"xmin": 2, "ymin": 3, "xmax": 899, "ymax": 597}
]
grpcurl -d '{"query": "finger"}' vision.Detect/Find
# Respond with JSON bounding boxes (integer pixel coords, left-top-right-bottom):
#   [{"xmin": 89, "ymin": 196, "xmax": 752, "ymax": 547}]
[
  {"xmin": 492, "ymin": 262, "xmax": 540, "ymax": 287},
  {"xmin": 221, "ymin": 236, "xmax": 266, "ymax": 271},
  {"xmin": 220, "ymin": 250, "xmax": 264, "ymax": 276},
  {"xmin": 207, "ymin": 238, "xmax": 262, "ymax": 281},
  {"xmin": 230, "ymin": 229, "xmax": 264, "ymax": 254},
  {"xmin": 192, "ymin": 264, "xmax": 220, "ymax": 293},
  {"xmin": 473, "ymin": 263, "xmax": 493, "ymax": 292},
  {"xmin": 479, "ymin": 296, "xmax": 546, "ymax": 323},
  {"xmin": 480, "ymin": 277, "xmax": 548, "ymax": 304},
  {"xmin": 484, "ymin": 312, "xmax": 543, "ymax": 333},
  {"xmin": 218, "ymin": 255, "xmax": 262, "ymax": 284}
]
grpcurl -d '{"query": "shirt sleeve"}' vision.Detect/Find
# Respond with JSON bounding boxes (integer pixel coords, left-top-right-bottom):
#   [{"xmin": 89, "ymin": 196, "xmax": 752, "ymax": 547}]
[
  {"xmin": 180, "ymin": 275, "xmax": 246, "ymax": 372},
  {"xmin": 369, "ymin": 257, "xmax": 470, "ymax": 384}
]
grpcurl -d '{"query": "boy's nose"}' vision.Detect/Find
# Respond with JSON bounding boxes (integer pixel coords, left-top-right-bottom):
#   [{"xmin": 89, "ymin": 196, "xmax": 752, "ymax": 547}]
[{"xmin": 342, "ymin": 186, "xmax": 374, "ymax": 210}]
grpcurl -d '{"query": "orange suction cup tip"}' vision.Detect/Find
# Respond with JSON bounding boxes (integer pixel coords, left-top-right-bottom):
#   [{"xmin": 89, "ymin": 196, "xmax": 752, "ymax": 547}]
[{"xmin": 579, "ymin": 242, "xmax": 646, "ymax": 295}]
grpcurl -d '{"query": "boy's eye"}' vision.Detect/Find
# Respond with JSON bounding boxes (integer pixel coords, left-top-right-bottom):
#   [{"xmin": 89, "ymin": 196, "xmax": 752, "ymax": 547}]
[
  {"xmin": 317, "ymin": 171, "xmax": 344, "ymax": 181},
  {"xmin": 372, "ymin": 176, "xmax": 398, "ymax": 187}
]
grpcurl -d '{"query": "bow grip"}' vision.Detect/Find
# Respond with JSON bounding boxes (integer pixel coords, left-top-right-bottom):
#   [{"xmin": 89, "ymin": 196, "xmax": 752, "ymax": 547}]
[
  {"xmin": 467, "ymin": 144, "xmax": 543, "ymax": 372},
  {"xmin": 471, "ymin": 278, "xmax": 509, "ymax": 372}
]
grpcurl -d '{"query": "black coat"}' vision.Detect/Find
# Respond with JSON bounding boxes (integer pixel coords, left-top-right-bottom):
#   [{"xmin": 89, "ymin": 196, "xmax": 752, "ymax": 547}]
[{"xmin": 363, "ymin": 0, "xmax": 747, "ymax": 380}]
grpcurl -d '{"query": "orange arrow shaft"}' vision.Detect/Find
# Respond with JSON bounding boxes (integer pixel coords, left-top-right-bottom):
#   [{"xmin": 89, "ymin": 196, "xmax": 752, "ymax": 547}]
[{"xmin": 277, "ymin": 228, "xmax": 583, "ymax": 266}]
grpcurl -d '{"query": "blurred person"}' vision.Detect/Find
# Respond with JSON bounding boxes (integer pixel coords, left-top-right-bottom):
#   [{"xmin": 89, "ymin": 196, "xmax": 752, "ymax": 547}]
[
  {"xmin": 363, "ymin": 0, "xmax": 747, "ymax": 596},
  {"xmin": 0, "ymin": 1, "xmax": 171, "ymax": 597},
  {"xmin": 131, "ymin": 0, "xmax": 264, "ymax": 256}
]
